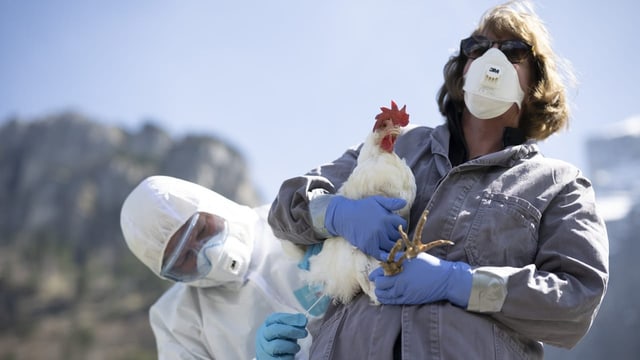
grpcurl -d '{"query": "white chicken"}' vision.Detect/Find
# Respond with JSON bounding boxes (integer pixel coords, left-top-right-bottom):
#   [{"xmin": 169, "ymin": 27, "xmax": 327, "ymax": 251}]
[{"xmin": 304, "ymin": 101, "xmax": 452, "ymax": 305}]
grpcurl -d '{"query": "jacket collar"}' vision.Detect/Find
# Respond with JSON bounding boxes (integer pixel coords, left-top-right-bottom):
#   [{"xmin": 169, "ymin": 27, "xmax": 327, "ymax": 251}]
[{"xmin": 432, "ymin": 124, "xmax": 539, "ymax": 169}]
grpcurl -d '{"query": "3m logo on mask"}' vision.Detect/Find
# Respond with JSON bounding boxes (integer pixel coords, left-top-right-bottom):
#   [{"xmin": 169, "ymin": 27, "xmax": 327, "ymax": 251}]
[{"xmin": 486, "ymin": 65, "xmax": 501, "ymax": 79}]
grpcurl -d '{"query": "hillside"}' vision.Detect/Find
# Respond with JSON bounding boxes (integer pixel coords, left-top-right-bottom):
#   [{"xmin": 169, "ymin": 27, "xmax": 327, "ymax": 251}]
[{"xmin": 0, "ymin": 112, "xmax": 262, "ymax": 360}]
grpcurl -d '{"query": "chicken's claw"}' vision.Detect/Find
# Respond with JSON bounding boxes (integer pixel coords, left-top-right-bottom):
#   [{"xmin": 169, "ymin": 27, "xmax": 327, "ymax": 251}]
[{"xmin": 380, "ymin": 209, "xmax": 454, "ymax": 276}]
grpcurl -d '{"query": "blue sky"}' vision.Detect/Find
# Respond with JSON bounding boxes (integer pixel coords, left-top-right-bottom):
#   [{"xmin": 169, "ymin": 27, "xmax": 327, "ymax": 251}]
[{"xmin": 1, "ymin": 0, "xmax": 638, "ymax": 202}]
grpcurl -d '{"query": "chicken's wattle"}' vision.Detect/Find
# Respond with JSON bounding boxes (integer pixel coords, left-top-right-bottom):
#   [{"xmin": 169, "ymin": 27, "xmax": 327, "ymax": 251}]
[{"xmin": 381, "ymin": 135, "xmax": 395, "ymax": 153}]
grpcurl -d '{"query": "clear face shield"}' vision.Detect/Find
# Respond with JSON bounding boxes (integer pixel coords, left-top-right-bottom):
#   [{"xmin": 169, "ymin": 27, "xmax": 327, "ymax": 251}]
[{"xmin": 160, "ymin": 211, "xmax": 250, "ymax": 287}]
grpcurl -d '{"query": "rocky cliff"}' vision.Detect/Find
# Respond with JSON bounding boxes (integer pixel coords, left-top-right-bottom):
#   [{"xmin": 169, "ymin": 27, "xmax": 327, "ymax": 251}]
[{"xmin": 0, "ymin": 112, "xmax": 262, "ymax": 360}]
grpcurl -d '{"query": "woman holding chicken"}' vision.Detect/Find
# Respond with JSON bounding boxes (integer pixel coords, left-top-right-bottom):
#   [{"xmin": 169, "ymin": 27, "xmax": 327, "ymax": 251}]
[{"xmin": 261, "ymin": 1, "xmax": 608, "ymax": 359}]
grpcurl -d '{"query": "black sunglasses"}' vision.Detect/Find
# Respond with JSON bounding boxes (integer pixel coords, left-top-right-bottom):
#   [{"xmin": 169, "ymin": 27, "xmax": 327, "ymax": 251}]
[{"xmin": 460, "ymin": 36, "xmax": 532, "ymax": 64}]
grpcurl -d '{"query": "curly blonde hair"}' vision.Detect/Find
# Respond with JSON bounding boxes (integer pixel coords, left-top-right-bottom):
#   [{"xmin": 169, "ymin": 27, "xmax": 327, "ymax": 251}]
[{"xmin": 437, "ymin": 0, "xmax": 574, "ymax": 140}]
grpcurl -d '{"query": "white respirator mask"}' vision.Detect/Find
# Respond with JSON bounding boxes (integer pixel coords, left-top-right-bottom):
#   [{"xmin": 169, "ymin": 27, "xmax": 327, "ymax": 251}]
[
  {"xmin": 188, "ymin": 227, "xmax": 252, "ymax": 289},
  {"xmin": 159, "ymin": 210, "xmax": 255, "ymax": 289},
  {"xmin": 463, "ymin": 48, "xmax": 525, "ymax": 119}
]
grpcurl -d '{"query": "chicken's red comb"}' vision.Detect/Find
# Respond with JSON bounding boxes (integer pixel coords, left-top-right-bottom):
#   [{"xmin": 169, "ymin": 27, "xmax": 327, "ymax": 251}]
[{"xmin": 374, "ymin": 100, "xmax": 409, "ymax": 130}]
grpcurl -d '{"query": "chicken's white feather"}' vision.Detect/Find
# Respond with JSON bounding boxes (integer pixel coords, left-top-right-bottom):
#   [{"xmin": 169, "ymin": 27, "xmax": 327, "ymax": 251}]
[{"xmin": 305, "ymin": 118, "xmax": 416, "ymax": 305}]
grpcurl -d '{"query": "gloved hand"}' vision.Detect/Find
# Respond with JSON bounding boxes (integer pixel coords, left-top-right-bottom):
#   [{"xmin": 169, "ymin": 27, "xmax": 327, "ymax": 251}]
[
  {"xmin": 256, "ymin": 312, "xmax": 308, "ymax": 360},
  {"xmin": 369, "ymin": 252, "xmax": 473, "ymax": 308},
  {"xmin": 325, "ymin": 195, "xmax": 407, "ymax": 260}
]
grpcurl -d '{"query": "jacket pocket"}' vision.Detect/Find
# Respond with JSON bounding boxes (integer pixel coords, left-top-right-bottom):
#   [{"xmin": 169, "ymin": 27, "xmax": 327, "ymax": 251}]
[
  {"xmin": 464, "ymin": 192, "xmax": 541, "ymax": 267},
  {"xmin": 493, "ymin": 323, "xmax": 542, "ymax": 359}
]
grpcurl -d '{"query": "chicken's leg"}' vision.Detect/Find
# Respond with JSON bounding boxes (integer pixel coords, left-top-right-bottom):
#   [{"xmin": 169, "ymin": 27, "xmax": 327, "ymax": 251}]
[{"xmin": 381, "ymin": 209, "xmax": 454, "ymax": 276}]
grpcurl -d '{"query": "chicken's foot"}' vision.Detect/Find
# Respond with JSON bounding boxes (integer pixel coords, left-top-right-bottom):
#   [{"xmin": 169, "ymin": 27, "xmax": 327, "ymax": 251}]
[{"xmin": 380, "ymin": 209, "xmax": 454, "ymax": 276}]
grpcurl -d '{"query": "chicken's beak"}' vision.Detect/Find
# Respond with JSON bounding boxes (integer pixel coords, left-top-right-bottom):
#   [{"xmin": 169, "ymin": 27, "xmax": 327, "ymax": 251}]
[{"xmin": 387, "ymin": 127, "xmax": 401, "ymax": 137}]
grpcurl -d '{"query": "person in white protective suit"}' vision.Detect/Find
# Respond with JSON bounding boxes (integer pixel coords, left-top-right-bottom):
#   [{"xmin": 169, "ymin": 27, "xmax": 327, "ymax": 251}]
[{"xmin": 120, "ymin": 175, "xmax": 328, "ymax": 360}]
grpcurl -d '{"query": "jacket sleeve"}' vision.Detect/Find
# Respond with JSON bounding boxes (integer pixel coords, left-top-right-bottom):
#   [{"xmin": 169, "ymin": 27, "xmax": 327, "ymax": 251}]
[
  {"xmin": 467, "ymin": 168, "xmax": 609, "ymax": 349},
  {"xmin": 267, "ymin": 146, "xmax": 360, "ymax": 245},
  {"xmin": 149, "ymin": 284, "xmax": 213, "ymax": 359}
]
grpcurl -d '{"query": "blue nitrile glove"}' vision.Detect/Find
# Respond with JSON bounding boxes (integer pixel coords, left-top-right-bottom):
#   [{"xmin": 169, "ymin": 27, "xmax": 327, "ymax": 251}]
[
  {"xmin": 369, "ymin": 252, "xmax": 473, "ymax": 308},
  {"xmin": 256, "ymin": 312, "xmax": 308, "ymax": 360},
  {"xmin": 325, "ymin": 195, "xmax": 407, "ymax": 260}
]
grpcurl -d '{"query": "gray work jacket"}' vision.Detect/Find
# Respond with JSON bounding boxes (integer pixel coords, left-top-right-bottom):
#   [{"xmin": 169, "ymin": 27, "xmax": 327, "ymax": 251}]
[{"xmin": 268, "ymin": 124, "xmax": 609, "ymax": 359}]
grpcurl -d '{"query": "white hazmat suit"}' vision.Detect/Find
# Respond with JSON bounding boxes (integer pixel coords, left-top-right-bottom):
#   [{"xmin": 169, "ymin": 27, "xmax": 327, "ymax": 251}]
[{"xmin": 120, "ymin": 176, "xmax": 325, "ymax": 360}]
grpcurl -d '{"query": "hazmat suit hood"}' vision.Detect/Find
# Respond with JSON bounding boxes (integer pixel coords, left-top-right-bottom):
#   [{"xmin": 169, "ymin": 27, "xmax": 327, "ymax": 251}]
[{"xmin": 120, "ymin": 175, "xmax": 257, "ymax": 285}]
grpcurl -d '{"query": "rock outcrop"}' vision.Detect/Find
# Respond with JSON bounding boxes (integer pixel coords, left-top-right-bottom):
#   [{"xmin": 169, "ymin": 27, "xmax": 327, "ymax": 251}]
[{"xmin": 0, "ymin": 112, "xmax": 262, "ymax": 360}]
